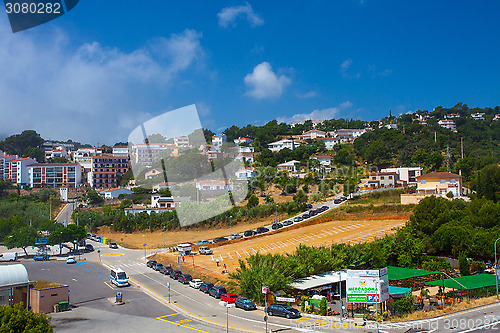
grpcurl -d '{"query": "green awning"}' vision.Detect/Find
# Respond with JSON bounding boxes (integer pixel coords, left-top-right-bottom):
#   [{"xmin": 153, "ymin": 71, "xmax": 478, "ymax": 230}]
[
  {"xmin": 389, "ymin": 286, "xmax": 411, "ymax": 295},
  {"xmin": 387, "ymin": 266, "xmax": 439, "ymax": 281},
  {"xmin": 425, "ymin": 274, "xmax": 499, "ymax": 290}
]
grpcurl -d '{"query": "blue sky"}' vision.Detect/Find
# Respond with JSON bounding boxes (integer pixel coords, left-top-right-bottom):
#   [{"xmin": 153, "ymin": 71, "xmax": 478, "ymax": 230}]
[{"xmin": 1, "ymin": 1, "xmax": 499, "ymax": 144}]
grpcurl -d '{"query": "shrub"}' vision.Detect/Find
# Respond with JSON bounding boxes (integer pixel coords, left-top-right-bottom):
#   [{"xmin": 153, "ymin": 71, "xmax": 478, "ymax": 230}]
[{"xmin": 319, "ymin": 297, "xmax": 327, "ymax": 316}]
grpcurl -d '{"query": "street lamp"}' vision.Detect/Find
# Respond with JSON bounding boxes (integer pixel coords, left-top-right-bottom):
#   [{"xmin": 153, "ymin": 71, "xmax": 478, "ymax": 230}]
[
  {"xmin": 219, "ymin": 301, "xmax": 234, "ymax": 333},
  {"xmin": 275, "ymin": 204, "xmax": 278, "ymax": 223},
  {"xmin": 111, "ymin": 224, "xmax": 114, "ymax": 243},
  {"xmin": 143, "ymin": 234, "xmax": 146, "ymax": 261},
  {"xmin": 495, "ymin": 238, "xmax": 500, "ymax": 300},
  {"xmin": 338, "ymin": 271, "xmax": 343, "ymax": 322},
  {"xmin": 229, "ymin": 216, "xmax": 232, "ymax": 237},
  {"xmin": 374, "ymin": 279, "xmax": 383, "ymax": 333}
]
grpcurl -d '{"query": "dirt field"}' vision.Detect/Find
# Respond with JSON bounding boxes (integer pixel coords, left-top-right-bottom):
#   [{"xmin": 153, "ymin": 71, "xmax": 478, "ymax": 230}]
[{"xmin": 155, "ymin": 216, "xmax": 407, "ymax": 281}]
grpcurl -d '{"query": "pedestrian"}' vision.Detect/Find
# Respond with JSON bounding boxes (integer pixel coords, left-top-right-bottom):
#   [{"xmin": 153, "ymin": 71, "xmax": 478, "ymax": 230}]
[
  {"xmin": 182, "ymin": 255, "xmax": 185, "ymax": 263},
  {"xmin": 223, "ymin": 263, "xmax": 227, "ymax": 273},
  {"xmin": 216, "ymin": 258, "xmax": 219, "ymax": 267}
]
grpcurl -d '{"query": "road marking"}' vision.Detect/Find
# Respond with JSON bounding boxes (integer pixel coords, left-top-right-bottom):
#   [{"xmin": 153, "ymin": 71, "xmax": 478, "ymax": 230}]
[
  {"xmin": 156, "ymin": 314, "xmax": 208, "ymax": 333},
  {"xmin": 219, "ymin": 254, "xmax": 223, "ymax": 262},
  {"xmin": 104, "ymin": 281, "xmax": 117, "ymax": 290},
  {"xmin": 102, "ymin": 253, "xmax": 124, "ymax": 257},
  {"xmin": 243, "ymin": 249, "xmax": 249, "ymax": 256},
  {"xmin": 227, "ymin": 252, "xmax": 233, "ymax": 259},
  {"xmin": 235, "ymin": 251, "xmax": 241, "ymax": 258}
]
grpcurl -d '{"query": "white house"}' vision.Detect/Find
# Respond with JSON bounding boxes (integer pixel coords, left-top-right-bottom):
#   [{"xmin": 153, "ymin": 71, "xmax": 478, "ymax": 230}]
[
  {"xmin": 438, "ymin": 120, "xmax": 456, "ymax": 131},
  {"xmin": 493, "ymin": 114, "xmax": 500, "ymax": 121},
  {"xmin": 444, "ymin": 113, "xmax": 460, "ymax": 119},
  {"xmin": 471, "ymin": 113, "xmax": 485, "ymax": 121},
  {"xmin": 310, "ymin": 155, "xmax": 331, "ymax": 166},
  {"xmin": 381, "ymin": 167, "xmax": 423, "ymax": 185},
  {"xmin": 44, "ymin": 146, "xmax": 70, "ymax": 161},
  {"xmin": 145, "ymin": 168, "xmax": 165, "ymax": 179},
  {"xmin": 212, "ymin": 134, "xmax": 227, "ymax": 148},
  {"xmin": 277, "ymin": 160, "xmax": 300, "ymax": 173},
  {"xmin": 112, "ymin": 146, "xmax": 129, "ymax": 157},
  {"xmin": 174, "ymin": 136, "xmax": 189, "ymax": 147},
  {"xmin": 152, "ymin": 182, "xmax": 173, "ymax": 193},
  {"xmin": 97, "ymin": 187, "xmax": 133, "ymax": 199},
  {"xmin": 196, "ymin": 180, "xmax": 234, "ymax": 191},
  {"xmin": 235, "ymin": 168, "xmax": 257, "ymax": 181},
  {"xmin": 302, "ymin": 130, "xmax": 326, "ymax": 140},
  {"xmin": 233, "ymin": 137, "xmax": 253, "ymax": 145},
  {"xmin": 267, "ymin": 139, "xmax": 300, "ymax": 152},
  {"xmin": 319, "ymin": 137, "xmax": 340, "ymax": 150}
]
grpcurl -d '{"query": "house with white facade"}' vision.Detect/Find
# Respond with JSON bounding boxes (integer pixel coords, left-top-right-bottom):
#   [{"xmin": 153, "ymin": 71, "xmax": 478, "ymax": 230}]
[
  {"xmin": 302, "ymin": 130, "xmax": 326, "ymax": 140},
  {"xmin": 380, "ymin": 167, "xmax": 422, "ymax": 186},
  {"xmin": 97, "ymin": 187, "xmax": 133, "ymax": 199},
  {"xmin": 235, "ymin": 168, "xmax": 257, "ymax": 181},
  {"xmin": 493, "ymin": 114, "xmax": 500, "ymax": 121},
  {"xmin": 233, "ymin": 137, "xmax": 253, "ymax": 145},
  {"xmin": 233, "ymin": 146, "xmax": 255, "ymax": 164},
  {"xmin": 310, "ymin": 155, "xmax": 331, "ymax": 166},
  {"xmin": 5, "ymin": 158, "xmax": 37, "ymax": 186},
  {"xmin": 267, "ymin": 139, "xmax": 300, "ymax": 152},
  {"xmin": 28, "ymin": 163, "xmax": 82, "ymax": 188},
  {"xmin": 277, "ymin": 160, "xmax": 300, "ymax": 173},
  {"xmin": 444, "ymin": 113, "xmax": 460, "ymax": 119},
  {"xmin": 174, "ymin": 136, "xmax": 190, "ymax": 147},
  {"xmin": 72, "ymin": 147, "xmax": 102, "ymax": 170},
  {"xmin": 212, "ymin": 134, "xmax": 227, "ymax": 148},
  {"xmin": 401, "ymin": 172, "xmax": 464, "ymax": 204},
  {"xmin": 438, "ymin": 119, "xmax": 456, "ymax": 131},
  {"xmin": 196, "ymin": 180, "xmax": 234, "ymax": 191},
  {"xmin": 471, "ymin": 113, "xmax": 485, "ymax": 121},
  {"xmin": 359, "ymin": 172, "xmax": 403, "ymax": 191},
  {"xmin": 112, "ymin": 146, "xmax": 129, "ymax": 157}
]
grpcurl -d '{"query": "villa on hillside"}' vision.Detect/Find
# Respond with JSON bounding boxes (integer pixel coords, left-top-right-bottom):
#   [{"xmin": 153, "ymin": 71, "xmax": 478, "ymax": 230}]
[{"xmin": 400, "ymin": 172, "xmax": 465, "ymax": 204}]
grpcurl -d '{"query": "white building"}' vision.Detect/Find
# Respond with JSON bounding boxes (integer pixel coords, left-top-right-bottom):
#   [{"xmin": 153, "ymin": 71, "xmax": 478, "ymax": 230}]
[
  {"xmin": 72, "ymin": 148, "xmax": 102, "ymax": 170},
  {"xmin": 233, "ymin": 137, "xmax": 253, "ymax": 145},
  {"xmin": 234, "ymin": 146, "xmax": 255, "ymax": 164},
  {"xmin": 302, "ymin": 130, "xmax": 326, "ymax": 140},
  {"xmin": 174, "ymin": 136, "xmax": 190, "ymax": 147},
  {"xmin": 28, "ymin": 163, "xmax": 82, "ymax": 188},
  {"xmin": 267, "ymin": 139, "xmax": 301, "ymax": 152},
  {"xmin": 471, "ymin": 113, "xmax": 485, "ymax": 121},
  {"xmin": 319, "ymin": 137, "xmax": 340, "ymax": 150},
  {"xmin": 145, "ymin": 168, "xmax": 165, "ymax": 179},
  {"xmin": 493, "ymin": 114, "xmax": 500, "ymax": 121},
  {"xmin": 44, "ymin": 146, "xmax": 70, "ymax": 161},
  {"xmin": 0, "ymin": 155, "xmax": 18, "ymax": 181},
  {"xmin": 112, "ymin": 146, "xmax": 129, "ymax": 157},
  {"xmin": 5, "ymin": 158, "xmax": 37, "ymax": 185},
  {"xmin": 235, "ymin": 168, "xmax": 257, "ymax": 181},
  {"xmin": 380, "ymin": 167, "xmax": 423, "ymax": 185},
  {"xmin": 96, "ymin": 187, "xmax": 133, "ymax": 199},
  {"xmin": 310, "ymin": 155, "xmax": 331, "ymax": 166},
  {"xmin": 438, "ymin": 119, "xmax": 456, "ymax": 131},
  {"xmin": 212, "ymin": 134, "xmax": 227, "ymax": 148},
  {"xmin": 277, "ymin": 160, "xmax": 300, "ymax": 173},
  {"xmin": 196, "ymin": 180, "xmax": 234, "ymax": 191},
  {"xmin": 445, "ymin": 113, "xmax": 460, "ymax": 119}
]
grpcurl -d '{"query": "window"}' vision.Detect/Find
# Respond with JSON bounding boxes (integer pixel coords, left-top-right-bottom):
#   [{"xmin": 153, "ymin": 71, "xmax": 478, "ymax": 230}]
[
  {"xmin": 440, "ymin": 179, "xmax": 446, "ymax": 184},
  {"xmin": 450, "ymin": 179, "xmax": 456, "ymax": 184},
  {"xmin": 381, "ymin": 176, "xmax": 384, "ymax": 180},
  {"xmin": 421, "ymin": 180, "xmax": 426, "ymax": 184}
]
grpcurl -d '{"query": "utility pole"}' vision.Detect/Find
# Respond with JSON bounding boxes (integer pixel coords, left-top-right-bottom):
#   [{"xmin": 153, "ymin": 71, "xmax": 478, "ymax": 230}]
[
  {"xmin": 229, "ymin": 216, "xmax": 232, "ymax": 236},
  {"xmin": 447, "ymin": 145, "xmax": 450, "ymax": 172},
  {"xmin": 434, "ymin": 131, "xmax": 437, "ymax": 143},
  {"xmin": 495, "ymin": 238, "xmax": 499, "ymax": 300},
  {"xmin": 461, "ymin": 137, "xmax": 464, "ymax": 159}
]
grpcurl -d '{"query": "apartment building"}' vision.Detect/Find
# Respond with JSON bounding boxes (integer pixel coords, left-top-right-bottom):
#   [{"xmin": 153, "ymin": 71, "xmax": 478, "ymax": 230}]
[
  {"xmin": 27, "ymin": 163, "xmax": 82, "ymax": 188},
  {"xmin": 438, "ymin": 120, "xmax": 457, "ymax": 131},
  {"xmin": 302, "ymin": 130, "xmax": 326, "ymax": 140},
  {"xmin": 233, "ymin": 137, "xmax": 253, "ymax": 145},
  {"xmin": 380, "ymin": 167, "xmax": 423, "ymax": 185},
  {"xmin": 5, "ymin": 158, "xmax": 37, "ymax": 185},
  {"xmin": 88, "ymin": 155, "xmax": 130, "ymax": 188},
  {"xmin": 112, "ymin": 146, "xmax": 129, "ymax": 157},
  {"xmin": 267, "ymin": 139, "xmax": 301, "ymax": 152},
  {"xmin": 131, "ymin": 143, "xmax": 178, "ymax": 166},
  {"xmin": 471, "ymin": 113, "xmax": 485, "ymax": 121},
  {"xmin": 72, "ymin": 147, "xmax": 102, "ymax": 170},
  {"xmin": 212, "ymin": 134, "xmax": 227, "ymax": 148},
  {"xmin": 174, "ymin": 136, "xmax": 190, "ymax": 147},
  {"xmin": 0, "ymin": 155, "xmax": 19, "ymax": 181}
]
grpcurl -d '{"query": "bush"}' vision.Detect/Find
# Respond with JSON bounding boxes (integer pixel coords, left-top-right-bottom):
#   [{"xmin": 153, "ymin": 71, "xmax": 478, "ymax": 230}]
[
  {"xmin": 393, "ymin": 294, "xmax": 415, "ymax": 317},
  {"xmin": 300, "ymin": 296, "xmax": 309, "ymax": 312},
  {"xmin": 0, "ymin": 303, "xmax": 53, "ymax": 332},
  {"xmin": 319, "ymin": 297, "xmax": 327, "ymax": 316}
]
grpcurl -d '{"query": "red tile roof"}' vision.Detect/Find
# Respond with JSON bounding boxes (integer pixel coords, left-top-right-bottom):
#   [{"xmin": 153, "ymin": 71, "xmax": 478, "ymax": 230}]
[{"xmin": 418, "ymin": 172, "xmax": 463, "ymax": 179}]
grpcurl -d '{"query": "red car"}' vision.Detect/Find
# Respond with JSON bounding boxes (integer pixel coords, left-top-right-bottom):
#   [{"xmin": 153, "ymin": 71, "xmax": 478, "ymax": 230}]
[{"xmin": 220, "ymin": 293, "xmax": 238, "ymax": 304}]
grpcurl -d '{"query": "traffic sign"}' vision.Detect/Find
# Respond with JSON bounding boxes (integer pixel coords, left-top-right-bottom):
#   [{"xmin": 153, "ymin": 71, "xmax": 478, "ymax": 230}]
[{"xmin": 262, "ymin": 286, "xmax": 270, "ymax": 294}]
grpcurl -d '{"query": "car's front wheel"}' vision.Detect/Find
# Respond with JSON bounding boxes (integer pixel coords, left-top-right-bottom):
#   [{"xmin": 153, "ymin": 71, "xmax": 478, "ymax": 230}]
[
  {"xmin": 286, "ymin": 313, "xmax": 290, "ymax": 319},
  {"xmin": 268, "ymin": 311, "xmax": 273, "ymax": 316}
]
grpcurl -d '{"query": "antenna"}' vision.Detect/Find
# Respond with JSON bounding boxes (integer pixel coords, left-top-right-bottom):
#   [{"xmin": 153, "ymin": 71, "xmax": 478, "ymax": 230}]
[{"xmin": 461, "ymin": 137, "xmax": 463, "ymax": 159}]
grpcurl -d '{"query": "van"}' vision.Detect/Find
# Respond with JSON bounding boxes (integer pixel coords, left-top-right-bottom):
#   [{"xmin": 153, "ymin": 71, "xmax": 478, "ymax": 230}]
[
  {"xmin": 110, "ymin": 268, "xmax": 129, "ymax": 287},
  {"xmin": 0, "ymin": 252, "xmax": 17, "ymax": 262}
]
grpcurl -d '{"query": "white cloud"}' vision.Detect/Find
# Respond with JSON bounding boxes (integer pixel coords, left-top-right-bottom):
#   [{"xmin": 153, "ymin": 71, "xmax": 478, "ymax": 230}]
[
  {"xmin": 277, "ymin": 102, "xmax": 353, "ymax": 124},
  {"xmin": 0, "ymin": 25, "xmax": 205, "ymax": 144},
  {"xmin": 340, "ymin": 101, "xmax": 353, "ymax": 108},
  {"xmin": 340, "ymin": 58, "xmax": 360, "ymax": 79},
  {"xmin": 244, "ymin": 62, "xmax": 291, "ymax": 99},
  {"xmin": 217, "ymin": 2, "xmax": 264, "ymax": 28}
]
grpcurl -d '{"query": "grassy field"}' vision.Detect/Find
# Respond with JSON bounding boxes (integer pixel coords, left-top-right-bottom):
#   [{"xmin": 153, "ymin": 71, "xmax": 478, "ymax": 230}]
[{"xmin": 349, "ymin": 189, "xmax": 405, "ymax": 205}]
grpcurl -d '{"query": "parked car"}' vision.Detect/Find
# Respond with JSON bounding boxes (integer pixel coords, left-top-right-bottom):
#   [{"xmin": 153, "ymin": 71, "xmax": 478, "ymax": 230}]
[
  {"xmin": 212, "ymin": 237, "xmax": 228, "ymax": 243},
  {"xmin": 84, "ymin": 244, "xmax": 94, "ymax": 252},
  {"xmin": 153, "ymin": 263, "xmax": 164, "ymax": 271},
  {"xmin": 235, "ymin": 297, "xmax": 256, "ymax": 311},
  {"xmin": 228, "ymin": 234, "xmax": 242, "ymax": 240},
  {"xmin": 306, "ymin": 203, "xmax": 313, "ymax": 209},
  {"xmin": 293, "ymin": 216, "xmax": 303, "ymax": 222},
  {"xmin": 147, "ymin": 260, "xmax": 157, "ymax": 268},
  {"xmin": 334, "ymin": 198, "xmax": 341, "ymax": 204},
  {"xmin": 267, "ymin": 303, "xmax": 301, "ymax": 319},
  {"xmin": 271, "ymin": 223, "xmax": 283, "ymax": 230},
  {"xmin": 255, "ymin": 227, "xmax": 269, "ymax": 234},
  {"xmin": 220, "ymin": 293, "xmax": 238, "ymax": 304},
  {"xmin": 282, "ymin": 220, "xmax": 293, "ymax": 226},
  {"xmin": 243, "ymin": 230, "xmax": 256, "ymax": 237},
  {"xmin": 109, "ymin": 242, "xmax": 118, "ymax": 249},
  {"xmin": 170, "ymin": 270, "xmax": 182, "ymax": 280},
  {"xmin": 178, "ymin": 274, "xmax": 192, "ymax": 284},
  {"xmin": 189, "ymin": 279, "xmax": 203, "ymax": 289},
  {"xmin": 66, "ymin": 256, "xmax": 76, "ymax": 264},
  {"xmin": 163, "ymin": 266, "xmax": 174, "ymax": 275},
  {"xmin": 199, "ymin": 246, "xmax": 213, "ymax": 255},
  {"xmin": 196, "ymin": 240, "xmax": 211, "ymax": 245},
  {"xmin": 321, "ymin": 205, "xmax": 329, "ymax": 210},
  {"xmin": 209, "ymin": 286, "xmax": 227, "ymax": 299},
  {"xmin": 199, "ymin": 282, "xmax": 214, "ymax": 293}
]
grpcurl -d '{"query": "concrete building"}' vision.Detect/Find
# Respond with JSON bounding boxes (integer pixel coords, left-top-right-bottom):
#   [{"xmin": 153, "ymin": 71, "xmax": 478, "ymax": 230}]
[
  {"xmin": 359, "ymin": 172, "xmax": 402, "ymax": 191},
  {"xmin": 493, "ymin": 114, "xmax": 500, "ymax": 121},
  {"xmin": 195, "ymin": 180, "xmax": 234, "ymax": 191},
  {"xmin": 302, "ymin": 129, "xmax": 326, "ymax": 140},
  {"xmin": 381, "ymin": 167, "xmax": 423, "ymax": 186},
  {"xmin": 310, "ymin": 155, "xmax": 331, "ymax": 166},
  {"xmin": 212, "ymin": 134, "xmax": 227, "ymax": 148},
  {"xmin": 72, "ymin": 148, "xmax": 102, "ymax": 170},
  {"xmin": 0, "ymin": 264, "xmax": 33, "ymax": 309},
  {"xmin": 401, "ymin": 172, "xmax": 464, "ymax": 204},
  {"xmin": 145, "ymin": 168, "xmax": 165, "ymax": 179},
  {"xmin": 42, "ymin": 141, "xmax": 74, "ymax": 153},
  {"xmin": 334, "ymin": 129, "xmax": 366, "ymax": 140},
  {"xmin": 174, "ymin": 136, "xmax": 190, "ymax": 147},
  {"xmin": 267, "ymin": 139, "xmax": 301, "ymax": 152},
  {"xmin": 235, "ymin": 168, "xmax": 257, "ymax": 181},
  {"xmin": 444, "ymin": 113, "xmax": 460, "ymax": 119},
  {"xmin": 131, "ymin": 143, "xmax": 178, "ymax": 166},
  {"xmin": 88, "ymin": 155, "xmax": 130, "ymax": 188},
  {"xmin": 96, "ymin": 187, "xmax": 133, "ymax": 199},
  {"xmin": 471, "ymin": 113, "xmax": 485, "ymax": 121},
  {"xmin": 28, "ymin": 163, "xmax": 82, "ymax": 188},
  {"xmin": 319, "ymin": 137, "xmax": 340, "ymax": 150},
  {"xmin": 233, "ymin": 137, "xmax": 253, "ymax": 145},
  {"xmin": 5, "ymin": 158, "xmax": 37, "ymax": 185}
]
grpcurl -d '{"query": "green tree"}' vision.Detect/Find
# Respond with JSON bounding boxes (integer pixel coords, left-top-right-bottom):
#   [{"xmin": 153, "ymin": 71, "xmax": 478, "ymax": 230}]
[
  {"xmin": 0, "ymin": 303, "xmax": 53, "ymax": 332},
  {"xmin": 458, "ymin": 252, "xmax": 470, "ymax": 276},
  {"xmin": 5, "ymin": 226, "xmax": 37, "ymax": 256},
  {"xmin": 471, "ymin": 164, "xmax": 500, "ymax": 202},
  {"xmin": 319, "ymin": 297, "xmax": 327, "ymax": 316},
  {"xmin": 85, "ymin": 190, "xmax": 104, "ymax": 205},
  {"xmin": 393, "ymin": 293, "xmax": 415, "ymax": 317},
  {"xmin": 293, "ymin": 190, "xmax": 307, "ymax": 205},
  {"xmin": 246, "ymin": 195, "xmax": 259, "ymax": 209},
  {"xmin": 0, "ymin": 130, "xmax": 44, "ymax": 157}
]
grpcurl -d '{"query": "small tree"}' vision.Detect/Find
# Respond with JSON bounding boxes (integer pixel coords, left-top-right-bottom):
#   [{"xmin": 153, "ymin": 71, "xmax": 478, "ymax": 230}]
[
  {"xmin": 458, "ymin": 252, "xmax": 470, "ymax": 276},
  {"xmin": 319, "ymin": 297, "xmax": 327, "ymax": 316},
  {"xmin": 393, "ymin": 293, "xmax": 415, "ymax": 317},
  {"xmin": 446, "ymin": 191, "xmax": 454, "ymax": 199},
  {"xmin": 0, "ymin": 303, "xmax": 53, "ymax": 332},
  {"xmin": 85, "ymin": 190, "xmax": 104, "ymax": 205},
  {"xmin": 246, "ymin": 195, "xmax": 259, "ymax": 209},
  {"xmin": 5, "ymin": 226, "xmax": 36, "ymax": 256}
]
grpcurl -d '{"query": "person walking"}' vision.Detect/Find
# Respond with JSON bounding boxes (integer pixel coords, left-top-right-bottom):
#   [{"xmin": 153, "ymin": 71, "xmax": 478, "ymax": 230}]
[
  {"xmin": 216, "ymin": 258, "xmax": 220, "ymax": 267},
  {"xmin": 223, "ymin": 263, "xmax": 227, "ymax": 273}
]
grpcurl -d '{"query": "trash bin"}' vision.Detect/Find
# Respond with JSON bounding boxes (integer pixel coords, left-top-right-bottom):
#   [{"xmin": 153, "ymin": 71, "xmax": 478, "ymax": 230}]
[{"xmin": 59, "ymin": 301, "xmax": 69, "ymax": 312}]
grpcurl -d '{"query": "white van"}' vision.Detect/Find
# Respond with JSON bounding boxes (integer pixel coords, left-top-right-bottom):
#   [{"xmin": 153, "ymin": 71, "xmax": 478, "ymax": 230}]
[
  {"xmin": 110, "ymin": 268, "xmax": 129, "ymax": 287},
  {"xmin": 0, "ymin": 252, "xmax": 17, "ymax": 262}
]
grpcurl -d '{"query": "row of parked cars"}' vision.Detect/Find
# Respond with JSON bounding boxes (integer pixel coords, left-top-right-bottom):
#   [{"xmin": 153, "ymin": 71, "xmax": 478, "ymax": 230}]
[
  {"xmin": 334, "ymin": 196, "xmax": 349, "ymax": 204},
  {"xmin": 146, "ymin": 260, "xmax": 257, "ymax": 311},
  {"xmin": 194, "ymin": 205, "xmax": 330, "ymax": 245}
]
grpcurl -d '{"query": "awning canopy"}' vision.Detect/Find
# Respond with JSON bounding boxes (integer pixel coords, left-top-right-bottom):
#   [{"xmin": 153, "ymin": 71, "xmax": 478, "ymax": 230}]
[
  {"xmin": 289, "ymin": 271, "xmax": 347, "ymax": 291},
  {"xmin": 388, "ymin": 286, "xmax": 411, "ymax": 296},
  {"xmin": 388, "ymin": 266, "xmax": 439, "ymax": 281},
  {"xmin": 425, "ymin": 274, "xmax": 499, "ymax": 290},
  {"xmin": 0, "ymin": 264, "xmax": 29, "ymax": 287}
]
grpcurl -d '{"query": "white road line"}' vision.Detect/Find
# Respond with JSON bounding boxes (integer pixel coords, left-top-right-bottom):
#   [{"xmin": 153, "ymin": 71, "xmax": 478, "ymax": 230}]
[
  {"xmin": 227, "ymin": 252, "xmax": 233, "ymax": 259},
  {"xmin": 243, "ymin": 249, "xmax": 250, "ymax": 256},
  {"xmin": 219, "ymin": 254, "xmax": 223, "ymax": 262},
  {"xmin": 235, "ymin": 251, "xmax": 241, "ymax": 258}
]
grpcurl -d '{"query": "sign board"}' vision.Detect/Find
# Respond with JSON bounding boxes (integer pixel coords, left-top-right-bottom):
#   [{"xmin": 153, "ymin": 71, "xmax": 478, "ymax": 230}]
[
  {"xmin": 262, "ymin": 286, "xmax": 270, "ymax": 294},
  {"xmin": 275, "ymin": 297, "xmax": 295, "ymax": 303},
  {"xmin": 346, "ymin": 268, "xmax": 389, "ymax": 304}
]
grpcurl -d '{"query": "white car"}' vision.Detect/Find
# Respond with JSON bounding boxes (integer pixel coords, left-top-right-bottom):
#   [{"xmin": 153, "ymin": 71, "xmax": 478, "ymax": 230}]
[
  {"xmin": 66, "ymin": 256, "xmax": 76, "ymax": 264},
  {"xmin": 228, "ymin": 234, "xmax": 242, "ymax": 240},
  {"xmin": 189, "ymin": 279, "xmax": 203, "ymax": 289},
  {"xmin": 199, "ymin": 246, "xmax": 213, "ymax": 255}
]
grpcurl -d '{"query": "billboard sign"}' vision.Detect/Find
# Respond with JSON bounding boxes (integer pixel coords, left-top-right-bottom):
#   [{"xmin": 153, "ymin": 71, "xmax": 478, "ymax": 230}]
[{"xmin": 346, "ymin": 268, "xmax": 389, "ymax": 303}]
